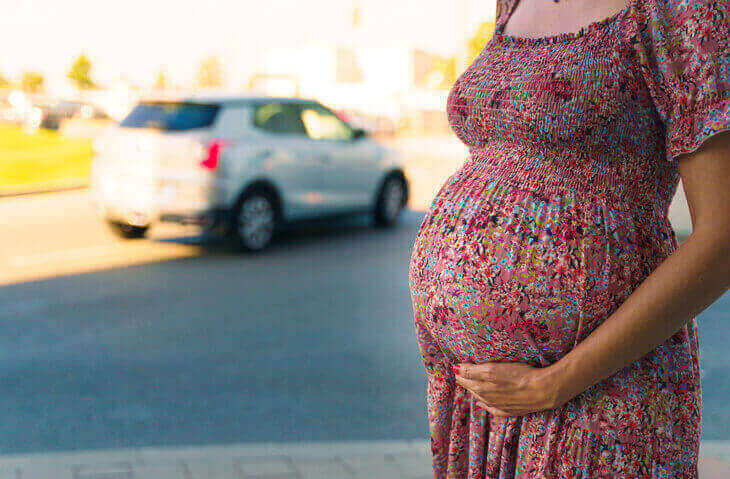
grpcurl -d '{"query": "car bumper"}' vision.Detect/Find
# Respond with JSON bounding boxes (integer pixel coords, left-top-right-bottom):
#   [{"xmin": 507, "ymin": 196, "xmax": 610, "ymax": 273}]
[
  {"xmin": 91, "ymin": 169, "xmax": 226, "ymax": 227},
  {"xmin": 95, "ymin": 202, "xmax": 231, "ymax": 232},
  {"xmin": 159, "ymin": 208, "xmax": 231, "ymax": 230}
]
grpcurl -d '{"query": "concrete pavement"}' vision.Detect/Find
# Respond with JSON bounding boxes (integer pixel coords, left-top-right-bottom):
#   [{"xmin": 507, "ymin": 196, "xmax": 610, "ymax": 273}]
[
  {"xmin": 0, "ymin": 440, "xmax": 432, "ymax": 479},
  {"xmin": 0, "ymin": 440, "xmax": 728, "ymax": 478}
]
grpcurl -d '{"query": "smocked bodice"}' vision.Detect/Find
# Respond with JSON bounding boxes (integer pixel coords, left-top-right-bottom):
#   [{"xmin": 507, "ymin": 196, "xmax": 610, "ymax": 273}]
[{"xmin": 446, "ymin": 2, "xmax": 679, "ymax": 211}]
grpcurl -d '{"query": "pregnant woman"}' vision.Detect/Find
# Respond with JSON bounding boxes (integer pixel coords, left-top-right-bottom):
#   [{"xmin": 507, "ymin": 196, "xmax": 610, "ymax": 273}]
[{"xmin": 408, "ymin": 0, "xmax": 729, "ymax": 477}]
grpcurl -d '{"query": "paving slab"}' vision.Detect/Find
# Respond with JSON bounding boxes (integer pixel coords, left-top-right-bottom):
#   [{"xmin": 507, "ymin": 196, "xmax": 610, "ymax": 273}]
[{"xmin": 0, "ymin": 440, "xmax": 726, "ymax": 478}]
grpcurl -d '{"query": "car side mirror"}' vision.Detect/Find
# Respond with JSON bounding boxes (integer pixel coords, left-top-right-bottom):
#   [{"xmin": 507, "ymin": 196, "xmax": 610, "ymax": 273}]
[{"xmin": 352, "ymin": 128, "xmax": 367, "ymax": 140}]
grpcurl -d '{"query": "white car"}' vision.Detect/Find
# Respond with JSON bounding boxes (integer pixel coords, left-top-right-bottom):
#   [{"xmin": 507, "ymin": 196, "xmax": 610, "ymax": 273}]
[{"xmin": 90, "ymin": 95, "xmax": 409, "ymax": 251}]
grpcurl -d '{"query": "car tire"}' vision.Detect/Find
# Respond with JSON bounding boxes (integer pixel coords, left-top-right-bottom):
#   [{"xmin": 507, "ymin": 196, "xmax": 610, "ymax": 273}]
[
  {"xmin": 107, "ymin": 221, "xmax": 149, "ymax": 239},
  {"xmin": 374, "ymin": 175, "xmax": 406, "ymax": 228},
  {"xmin": 229, "ymin": 189, "xmax": 278, "ymax": 252}
]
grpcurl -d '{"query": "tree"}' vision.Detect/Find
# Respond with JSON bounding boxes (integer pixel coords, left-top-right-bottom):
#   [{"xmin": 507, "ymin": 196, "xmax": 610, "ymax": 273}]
[
  {"xmin": 154, "ymin": 70, "xmax": 168, "ymax": 91},
  {"xmin": 467, "ymin": 21, "xmax": 497, "ymax": 61},
  {"xmin": 21, "ymin": 71, "xmax": 44, "ymax": 93},
  {"xmin": 431, "ymin": 55, "xmax": 457, "ymax": 89},
  {"xmin": 413, "ymin": 49, "xmax": 456, "ymax": 89},
  {"xmin": 196, "ymin": 55, "xmax": 224, "ymax": 89},
  {"xmin": 68, "ymin": 53, "xmax": 96, "ymax": 90}
]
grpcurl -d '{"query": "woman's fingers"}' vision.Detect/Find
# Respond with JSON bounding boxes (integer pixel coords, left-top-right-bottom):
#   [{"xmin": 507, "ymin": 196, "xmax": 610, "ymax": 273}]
[
  {"xmin": 454, "ymin": 362, "xmax": 493, "ymax": 380},
  {"xmin": 454, "ymin": 374, "xmax": 483, "ymax": 394},
  {"xmin": 454, "ymin": 361, "xmax": 546, "ymax": 416},
  {"xmin": 453, "ymin": 361, "xmax": 554, "ymax": 417},
  {"xmin": 458, "ymin": 380, "xmax": 512, "ymax": 415},
  {"xmin": 455, "ymin": 372, "xmax": 502, "ymax": 403}
]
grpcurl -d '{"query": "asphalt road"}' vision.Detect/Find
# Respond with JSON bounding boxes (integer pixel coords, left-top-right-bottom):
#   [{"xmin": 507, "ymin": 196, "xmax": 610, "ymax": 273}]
[
  {"xmin": 0, "ymin": 190, "xmax": 432, "ymax": 455},
  {"xmin": 0, "ymin": 148, "xmax": 725, "ymax": 456}
]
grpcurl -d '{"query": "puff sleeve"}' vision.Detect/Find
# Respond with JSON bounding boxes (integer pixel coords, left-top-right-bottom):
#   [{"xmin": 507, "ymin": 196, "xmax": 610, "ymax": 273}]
[{"xmin": 628, "ymin": 0, "xmax": 730, "ymax": 162}]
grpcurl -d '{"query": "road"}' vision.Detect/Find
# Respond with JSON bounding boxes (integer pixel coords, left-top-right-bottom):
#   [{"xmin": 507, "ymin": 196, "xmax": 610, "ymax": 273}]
[
  {"xmin": 0, "ymin": 189, "xmax": 432, "ymax": 454},
  {"xmin": 0, "ymin": 140, "xmax": 725, "ymax": 456}
]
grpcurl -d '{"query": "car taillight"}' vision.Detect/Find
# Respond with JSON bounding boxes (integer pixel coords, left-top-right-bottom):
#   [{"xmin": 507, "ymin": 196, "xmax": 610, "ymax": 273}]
[
  {"xmin": 200, "ymin": 139, "xmax": 229, "ymax": 171},
  {"xmin": 334, "ymin": 109, "xmax": 351, "ymax": 123}
]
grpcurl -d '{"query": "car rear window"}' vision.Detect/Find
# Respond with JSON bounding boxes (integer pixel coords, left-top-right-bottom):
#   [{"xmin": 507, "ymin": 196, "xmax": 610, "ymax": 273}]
[{"xmin": 120, "ymin": 102, "xmax": 220, "ymax": 130}]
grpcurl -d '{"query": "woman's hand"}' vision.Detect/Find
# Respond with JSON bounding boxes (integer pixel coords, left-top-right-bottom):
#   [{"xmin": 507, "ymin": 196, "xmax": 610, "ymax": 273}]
[{"xmin": 453, "ymin": 362, "xmax": 568, "ymax": 417}]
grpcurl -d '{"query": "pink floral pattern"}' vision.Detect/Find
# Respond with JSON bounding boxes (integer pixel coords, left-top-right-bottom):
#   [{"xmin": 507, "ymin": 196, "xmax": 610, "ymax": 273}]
[{"xmin": 408, "ymin": 0, "xmax": 729, "ymax": 477}]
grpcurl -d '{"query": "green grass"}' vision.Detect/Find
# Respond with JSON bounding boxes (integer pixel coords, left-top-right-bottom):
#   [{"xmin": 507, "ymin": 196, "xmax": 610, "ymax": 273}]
[{"xmin": 0, "ymin": 125, "xmax": 94, "ymax": 195}]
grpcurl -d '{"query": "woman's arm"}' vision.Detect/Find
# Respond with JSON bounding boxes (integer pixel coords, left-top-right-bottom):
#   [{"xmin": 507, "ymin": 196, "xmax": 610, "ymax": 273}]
[{"xmin": 454, "ymin": 131, "xmax": 730, "ymax": 417}]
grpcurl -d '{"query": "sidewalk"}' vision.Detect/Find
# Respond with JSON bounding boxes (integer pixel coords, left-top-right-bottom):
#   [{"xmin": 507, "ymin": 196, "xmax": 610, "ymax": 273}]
[{"xmin": 0, "ymin": 440, "xmax": 727, "ymax": 478}]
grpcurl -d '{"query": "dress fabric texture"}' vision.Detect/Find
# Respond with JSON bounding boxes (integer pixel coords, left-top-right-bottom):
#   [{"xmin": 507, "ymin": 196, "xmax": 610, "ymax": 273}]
[{"xmin": 407, "ymin": 0, "xmax": 730, "ymax": 477}]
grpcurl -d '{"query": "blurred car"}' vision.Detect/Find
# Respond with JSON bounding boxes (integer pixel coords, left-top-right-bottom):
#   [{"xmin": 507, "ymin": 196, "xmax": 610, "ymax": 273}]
[
  {"xmin": 90, "ymin": 94, "xmax": 409, "ymax": 251},
  {"xmin": 1, "ymin": 90, "xmax": 40, "ymax": 126},
  {"xmin": 335, "ymin": 109, "xmax": 398, "ymax": 137},
  {"xmin": 40, "ymin": 100, "xmax": 109, "ymax": 130}
]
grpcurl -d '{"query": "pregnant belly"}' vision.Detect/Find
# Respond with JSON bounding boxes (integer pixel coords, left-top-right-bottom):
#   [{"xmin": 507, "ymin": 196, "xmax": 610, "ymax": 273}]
[
  {"xmin": 408, "ymin": 158, "xmax": 694, "ymax": 454},
  {"xmin": 409, "ymin": 173, "xmax": 593, "ymax": 366}
]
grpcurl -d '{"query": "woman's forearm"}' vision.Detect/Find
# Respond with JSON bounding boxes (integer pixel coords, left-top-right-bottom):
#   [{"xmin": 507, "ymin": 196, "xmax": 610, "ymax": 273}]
[{"xmin": 544, "ymin": 225, "xmax": 730, "ymax": 406}]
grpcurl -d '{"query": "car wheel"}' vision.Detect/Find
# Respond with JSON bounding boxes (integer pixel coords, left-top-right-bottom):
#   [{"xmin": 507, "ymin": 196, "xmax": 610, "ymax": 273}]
[
  {"xmin": 374, "ymin": 175, "xmax": 406, "ymax": 227},
  {"xmin": 230, "ymin": 190, "xmax": 278, "ymax": 252},
  {"xmin": 107, "ymin": 221, "xmax": 149, "ymax": 239}
]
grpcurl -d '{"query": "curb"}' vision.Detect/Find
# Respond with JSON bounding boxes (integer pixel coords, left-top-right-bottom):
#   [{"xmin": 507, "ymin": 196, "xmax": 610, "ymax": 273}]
[
  {"xmin": 0, "ymin": 184, "xmax": 88, "ymax": 199},
  {"xmin": 0, "ymin": 440, "xmax": 726, "ymax": 478}
]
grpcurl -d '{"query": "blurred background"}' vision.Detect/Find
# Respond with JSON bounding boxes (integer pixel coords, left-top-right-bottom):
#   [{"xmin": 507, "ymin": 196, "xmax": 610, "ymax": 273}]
[{"xmin": 0, "ymin": 0, "xmax": 727, "ymax": 477}]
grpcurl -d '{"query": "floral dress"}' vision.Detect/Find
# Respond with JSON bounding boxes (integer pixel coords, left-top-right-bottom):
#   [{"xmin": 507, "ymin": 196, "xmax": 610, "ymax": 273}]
[{"xmin": 407, "ymin": 0, "xmax": 729, "ymax": 477}]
